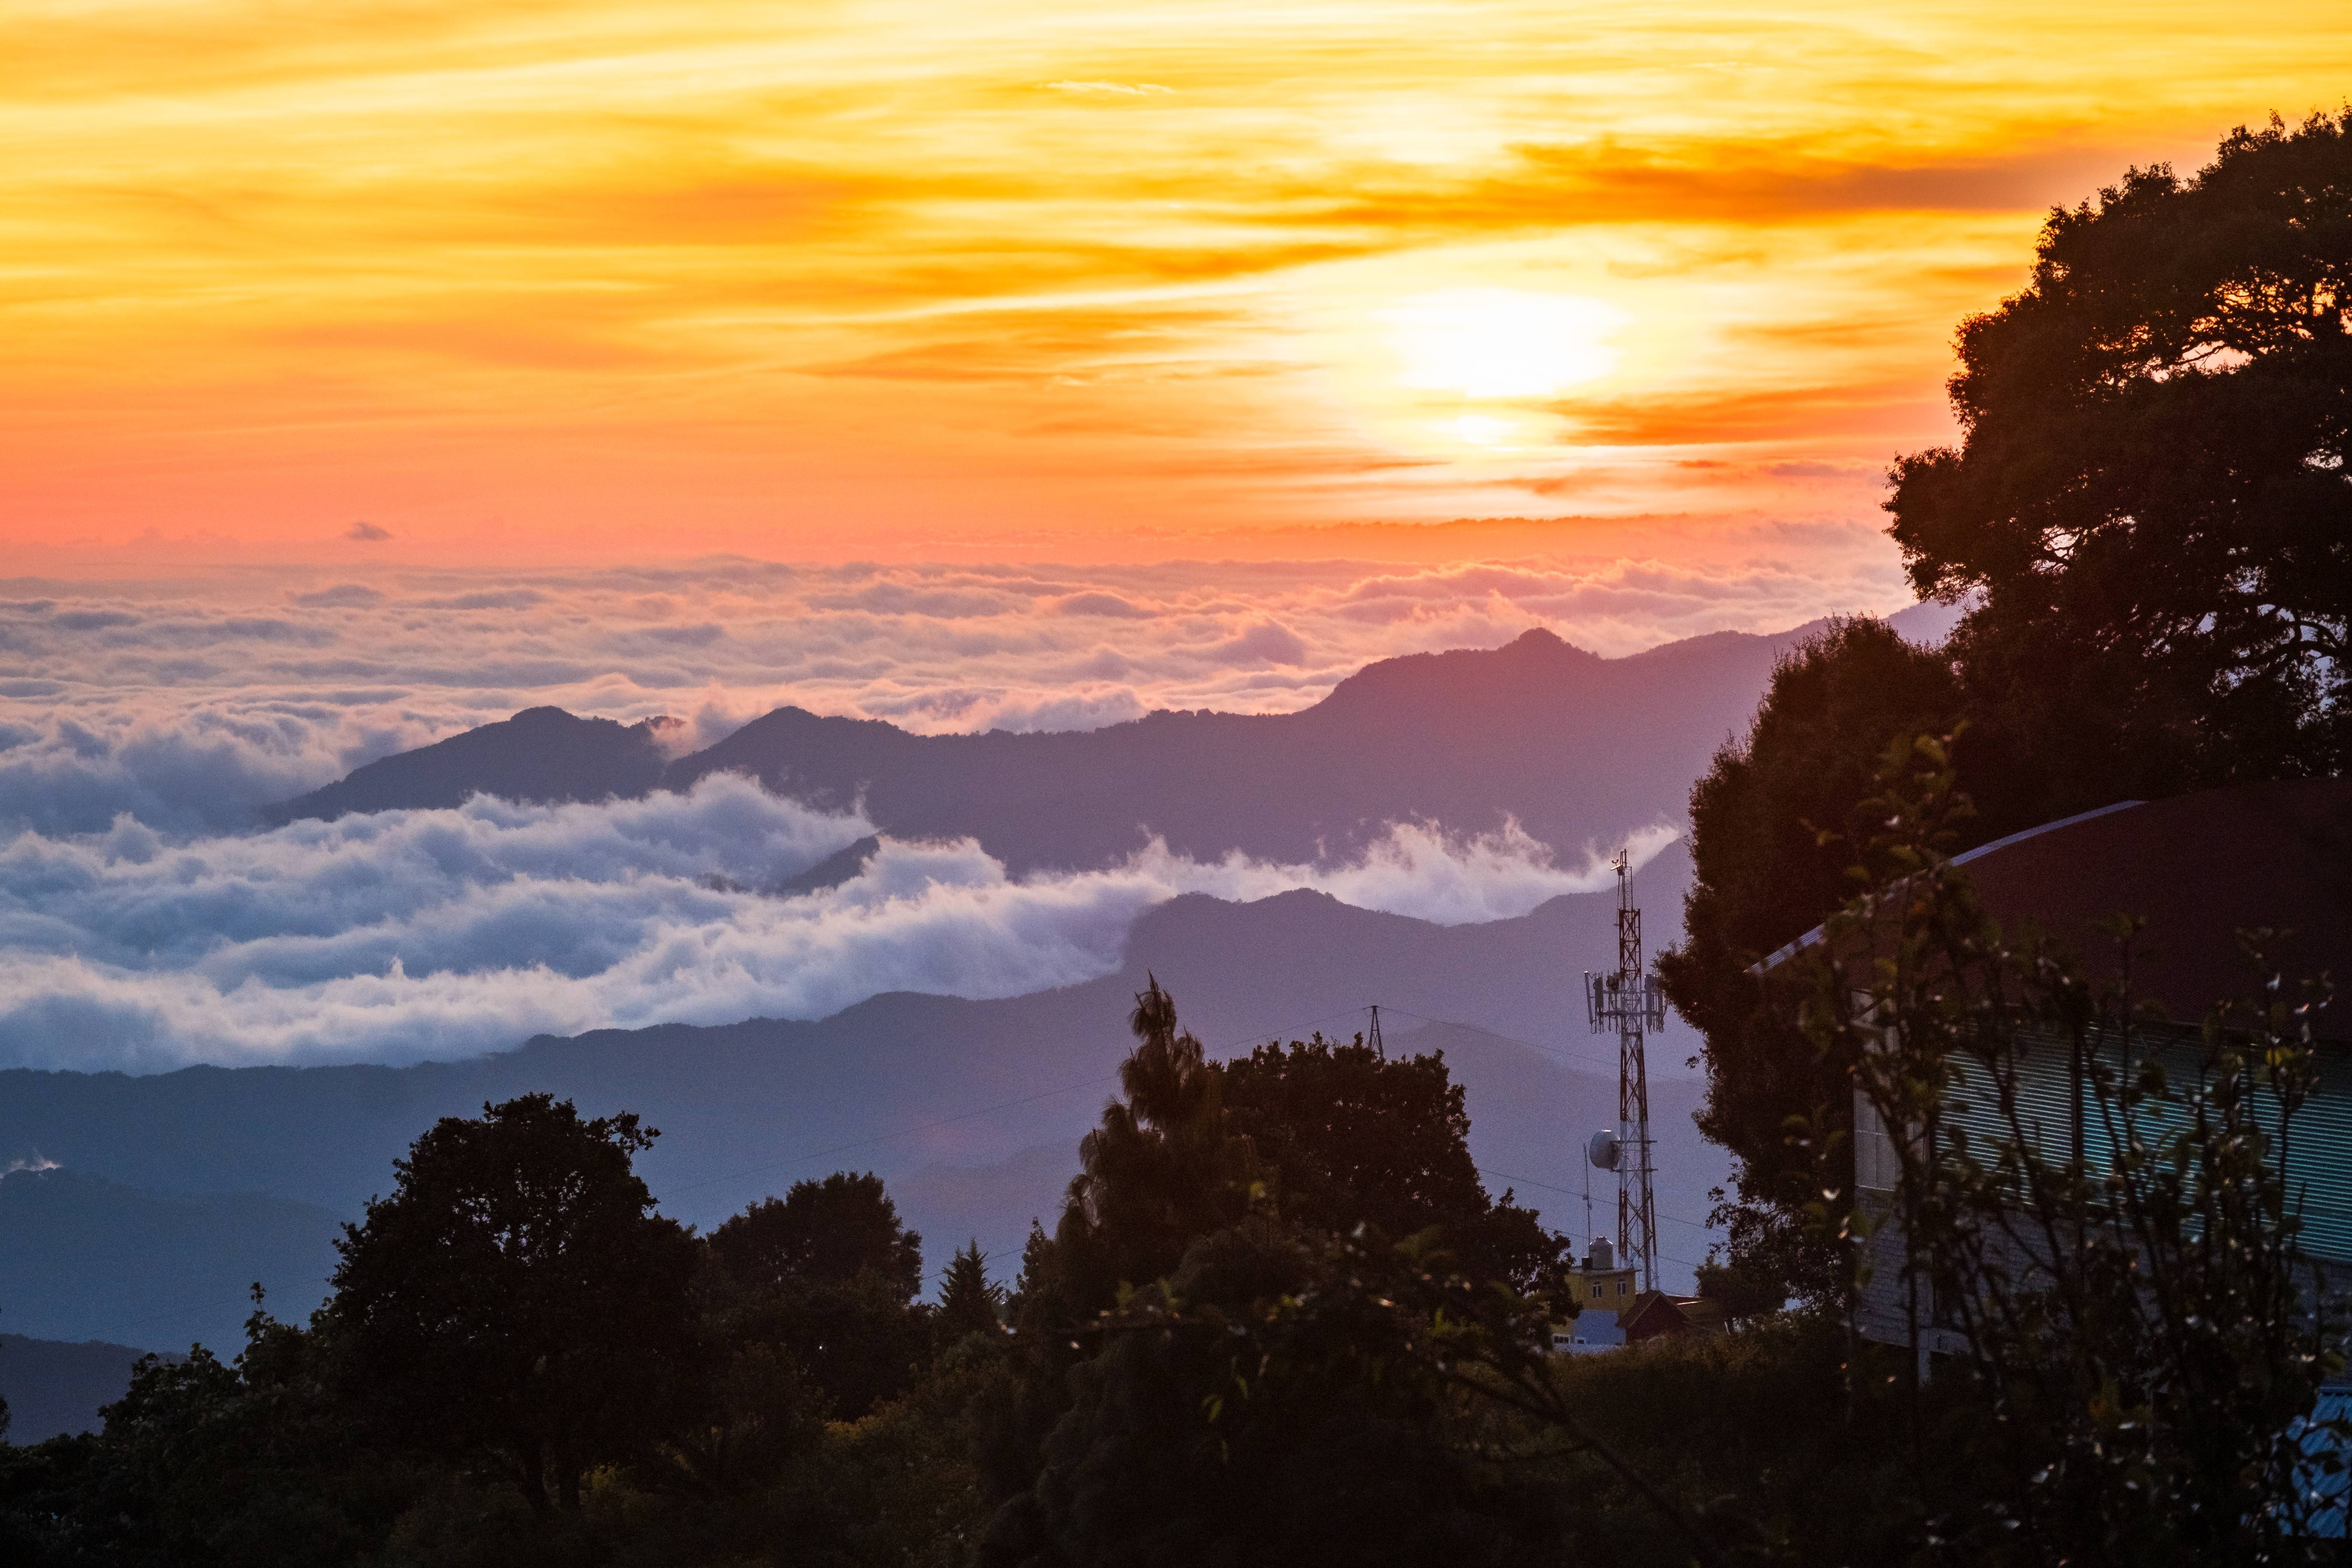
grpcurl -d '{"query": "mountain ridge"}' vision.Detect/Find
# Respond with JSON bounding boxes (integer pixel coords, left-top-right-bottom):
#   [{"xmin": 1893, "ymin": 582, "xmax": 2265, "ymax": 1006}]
[
  {"xmin": 0, "ymin": 850, "xmax": 1718, "ymax": 1347},
  {"xmin": 263, "ymin": 624, "xmax": 1821, "ymax": 871}
]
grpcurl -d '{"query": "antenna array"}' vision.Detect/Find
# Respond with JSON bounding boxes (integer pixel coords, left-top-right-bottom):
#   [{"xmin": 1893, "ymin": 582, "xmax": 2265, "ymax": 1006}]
[{"xmin": 1585, "ymin": 849, "xmax": 1668, "ymax": 1293}]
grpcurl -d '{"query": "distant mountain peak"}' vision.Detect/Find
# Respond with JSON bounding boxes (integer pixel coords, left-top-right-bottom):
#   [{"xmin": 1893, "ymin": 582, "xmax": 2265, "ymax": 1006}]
[
  {"xmin": 1308, "ymin": 625, "xmax": 1604, "ymax": 716},
  {"xmin": 265, "ymin": 703, "xmax": 671, "ymax": 824}
]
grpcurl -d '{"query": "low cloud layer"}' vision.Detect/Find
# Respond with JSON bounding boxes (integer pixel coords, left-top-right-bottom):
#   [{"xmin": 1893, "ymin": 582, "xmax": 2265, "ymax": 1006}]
[
  {"xmin": 0, "ymin": 550, "xmax": 1914, "ymax": 835},
  {"xmin": 0, "ymin": 775, "xmax": 1673, "ymax": 1073}
]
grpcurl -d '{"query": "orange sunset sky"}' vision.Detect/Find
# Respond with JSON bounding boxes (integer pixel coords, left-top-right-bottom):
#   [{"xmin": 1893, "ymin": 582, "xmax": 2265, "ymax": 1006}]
[{"xmin": 6, "ymin": 1, "xmax": 2350, "ymax": 572}]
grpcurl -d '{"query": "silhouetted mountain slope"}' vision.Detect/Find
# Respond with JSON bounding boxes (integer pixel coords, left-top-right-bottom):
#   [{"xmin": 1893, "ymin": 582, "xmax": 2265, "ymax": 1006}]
[
  {"xmin": 265, "ymin": 706, "xmax": 675, "ymax": 823},
  {"xmin": 260, "ymin": 628, "xmax": 1805, "ymax": 866},
  {"xmin": 0, "ymin": 1334, "xmax": 168, "ymax": 1442},
  {"xmin": 0, "ymin": 847, "xmax": 1719, "ymax": 1342},
  {"xmin": 265, "ymin": 610, "xmax": 1970, "ymax": 862},
  {"xmin": 662, "ymin": 628, "xmax": 1771, "ymax": 869},
  {"xmin": 0, "ymin": 1168, "xmax": 341, "ymax": 1349}
]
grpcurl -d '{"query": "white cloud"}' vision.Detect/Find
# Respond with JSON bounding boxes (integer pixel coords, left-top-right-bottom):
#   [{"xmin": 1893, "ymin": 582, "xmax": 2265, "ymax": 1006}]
[
  {"xmin": 0, "ymin": 776, "xmax": 1675, "ymax": 1073},
  {"xmin": 0, "ymin": 552, "xmax": 1917, "ymax": 839}
]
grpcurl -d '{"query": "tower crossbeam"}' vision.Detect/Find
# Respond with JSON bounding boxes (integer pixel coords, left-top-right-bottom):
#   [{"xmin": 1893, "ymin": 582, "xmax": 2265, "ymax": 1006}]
[{"xmin": 1584, "ymin": 850, "xmax": 1665, "ymax": 1294}]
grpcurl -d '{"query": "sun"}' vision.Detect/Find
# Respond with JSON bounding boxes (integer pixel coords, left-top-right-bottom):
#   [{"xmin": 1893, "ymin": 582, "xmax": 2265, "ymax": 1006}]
[{"xmin": 1386, "ymin": 287, "xmax": 1626, "ymax": 400}]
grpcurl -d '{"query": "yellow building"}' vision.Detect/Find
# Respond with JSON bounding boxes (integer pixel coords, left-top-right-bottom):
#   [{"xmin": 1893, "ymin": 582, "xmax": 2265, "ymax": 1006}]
[
  {"xmin": 1550, "ymin": 1237, "xmax": 1639, "ymax": 1353},
  {"xmin": 1574, "ymin": 1236, "xmax": 1637, "ymax": 1310}
]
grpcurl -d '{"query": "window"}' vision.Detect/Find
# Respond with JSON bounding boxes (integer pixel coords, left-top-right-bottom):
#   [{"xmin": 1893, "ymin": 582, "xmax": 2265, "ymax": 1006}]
[{"xmin": 1591, "ymin": 1283, "xmax": 1603, "ymax": 1299}]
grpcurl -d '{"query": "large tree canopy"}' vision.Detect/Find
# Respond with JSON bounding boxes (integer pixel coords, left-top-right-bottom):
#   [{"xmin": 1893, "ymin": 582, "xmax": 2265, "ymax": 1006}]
[
  {"xmin": 1667, "ymin": 118, "xmax": 2352, "ymax": 1304},
  {"xmin": 1220, "ymin": 1033, "xmax": 1565, "ymax": 1292},
  {"xmin": 708, "ymin": 1171, "xmax": 923, "ymax": 1301},
  {"xmin": 703, "ymin": 1173, "xmax": 932, "ymax": 1421},
  {"xmin": 982, "ymin": 985, "xmax": 1571, "ymax": 1567},
  {"xmin": 1889, "ymin": 111, "xmax": 2352, "ymax": 788},
  {"xmin": 328, "ymin": 1094, "xmax": 700, "ymax": 1514},
  {"xmin": 1655, "ymin": 620, "xmax": 1963, "ymax": 1301}
]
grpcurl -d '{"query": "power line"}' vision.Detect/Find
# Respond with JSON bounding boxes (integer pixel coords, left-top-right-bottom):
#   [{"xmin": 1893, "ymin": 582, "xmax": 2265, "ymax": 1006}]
[{"xmin": 1372, "ymin": 1004, "xmax": 1636, "ymax": 1075}]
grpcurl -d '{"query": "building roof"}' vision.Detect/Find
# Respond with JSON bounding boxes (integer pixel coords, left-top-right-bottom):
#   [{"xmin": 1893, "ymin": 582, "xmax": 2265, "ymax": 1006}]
[
  {"xmin": 1958, "ymin": 778, "xmax": 2348, "ymax": 1025},
  {"xmin": 1758, "ymin": 776, "xmax": 2350, "ymax": 1030},
  {"xmin": 1620, "ymin": 1291, "xmax": 1726, "ymax": 1340}
]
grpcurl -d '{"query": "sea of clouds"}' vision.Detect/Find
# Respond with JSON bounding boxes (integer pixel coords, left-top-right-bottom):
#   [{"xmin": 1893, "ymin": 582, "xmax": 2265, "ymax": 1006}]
[
  {"xmin": 0, "ymin": 773, "xmax": 1675, "ymax": 1072},
  {"xmin": 0, "ymin": 551, "xmax": 1929, "ymax": 1073},
  {"xmin": 0, "ymin": 553, "xmax": 1918, "ymax": 837}
]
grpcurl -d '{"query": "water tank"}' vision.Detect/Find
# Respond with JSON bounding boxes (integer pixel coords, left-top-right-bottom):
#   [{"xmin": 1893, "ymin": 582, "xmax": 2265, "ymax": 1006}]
[{"xmin": 1587, "ymin": 1127, "xmax": 1620, "ymax": 1171}]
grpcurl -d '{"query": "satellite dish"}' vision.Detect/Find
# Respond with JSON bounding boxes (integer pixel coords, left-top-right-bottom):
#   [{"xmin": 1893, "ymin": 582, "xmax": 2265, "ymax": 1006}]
[{"xmin": 1587, "ymin": 1128, "xmax": 1621, "ymax": 1171}]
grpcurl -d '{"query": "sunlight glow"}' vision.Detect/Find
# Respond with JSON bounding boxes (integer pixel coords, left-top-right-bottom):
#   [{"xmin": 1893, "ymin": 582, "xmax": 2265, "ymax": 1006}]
[
  {"xmin": 1389, "ymin": 288, "xmax": 1627, "ymax": 400},
  {"xmin": 3, "ymin": 0, "xmax": 2348, "ymax": 565},
  {"xmin": 1447, "ymin": 413, "xmax": 1521, "ymax": 447}
]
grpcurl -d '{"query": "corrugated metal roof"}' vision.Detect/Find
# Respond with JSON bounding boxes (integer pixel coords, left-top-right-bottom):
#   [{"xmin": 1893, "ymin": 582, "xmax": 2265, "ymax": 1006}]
[
  {"xmin": 1750, "ymin": 802, "xmax": 2148, "ymax": 977},
  {"xmin": 1749, "ymin": 779, "xmax": 2351, "ymax": 1027},
  {"xmin": 1933, "ymin": 1020, "xmax": 2352, "ymax": 1263}
]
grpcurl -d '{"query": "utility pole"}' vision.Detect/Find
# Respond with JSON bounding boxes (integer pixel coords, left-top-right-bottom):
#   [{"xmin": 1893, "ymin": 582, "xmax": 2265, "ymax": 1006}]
[{"xmin": 1586, "ymin": 849, "xmax": 1665, "ymax": 1293}]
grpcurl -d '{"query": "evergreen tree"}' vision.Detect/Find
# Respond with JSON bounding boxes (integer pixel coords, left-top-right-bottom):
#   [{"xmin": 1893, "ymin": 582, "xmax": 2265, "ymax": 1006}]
[
  {"xmin": 1027, "ymin": 976, "xmax": 1259, "ymax": 1330},
  {"xmin": 936, "ymin": 1241, "xmax": 1005, "ymax": 1345}
]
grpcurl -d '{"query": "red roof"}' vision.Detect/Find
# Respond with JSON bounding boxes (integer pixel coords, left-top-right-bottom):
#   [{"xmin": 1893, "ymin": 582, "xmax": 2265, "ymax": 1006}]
[
  {"xmin": 1949, "ymin": 778, "xmax": 2349, "ymax": 1027},
  {"xmin": 1752, "ymin": 777, "xmax": 2349, "ymax": 1031}
]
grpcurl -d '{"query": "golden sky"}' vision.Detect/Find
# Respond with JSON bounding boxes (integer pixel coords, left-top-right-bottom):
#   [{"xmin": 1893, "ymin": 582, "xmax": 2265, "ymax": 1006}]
[{"xmin": 5, "ymin": 0, "xmax": 2348, "ymax": 569}]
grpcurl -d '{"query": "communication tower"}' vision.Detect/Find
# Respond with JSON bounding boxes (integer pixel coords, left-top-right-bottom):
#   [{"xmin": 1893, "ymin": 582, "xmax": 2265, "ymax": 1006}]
[{"xmin": 1585, "ymin": 849, "xmax": 1668, "ymax": 1293}]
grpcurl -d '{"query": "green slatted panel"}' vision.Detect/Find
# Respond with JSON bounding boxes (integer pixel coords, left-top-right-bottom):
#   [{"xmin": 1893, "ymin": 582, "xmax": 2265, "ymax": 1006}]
[{"xmin": 1927, "ymin": 1021, "xmax": 2352, "ymax": 1264}]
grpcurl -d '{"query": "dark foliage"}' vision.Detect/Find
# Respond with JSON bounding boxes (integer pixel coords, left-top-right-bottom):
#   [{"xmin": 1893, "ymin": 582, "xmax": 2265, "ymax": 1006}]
[
  {"xmin": 699, "ymin": 1171, "xmax": 933, "ymax": 1419},
  {"xmin": 708, "ymin": 1171, "xmax": 924, "ymax": 1301},
  {"xmin": 328, "ymin": 1094, "xmax": 702, "ymax": 1514},
  {"xmin": 1796, "ymin": 738, "xmax": 2348, "ymax": 1562},
  {"xmin": 1220, "ymin": 1032, "xmax": 1570, "ymax": 1292},
  {"xmin": 710, "ymin": 1269, "xmax": 931, "ymax": 1423},
  {"xmin": 936, "ymin": 1241, "xmax": 1007, "ymax": 1348},
  {"xmin": 979, "ymin": 982, "xmax": 1579, "ymax": 1565},
  {"xmin": 0, "ymin": 1298, "xmax": 426, "ymax": 1568},
  {"xmin": 1656, "ymin": 618, "xmax": 1966, "ymax": 1301},
  {"xmin": 1668, "ymin": 119, "xmax": 2352, "ymax": 1306},
  {"xmin": 1020, "ymin": 978, "xmax": 1260, "ymax": 1337},
  {"xmin": 988, "ymin": 1229, "xmax": 1566, "ymax": 1568},
  {"xmin": 1888, "ymin": 110, "xmax": 2352, "ymax": 794}
]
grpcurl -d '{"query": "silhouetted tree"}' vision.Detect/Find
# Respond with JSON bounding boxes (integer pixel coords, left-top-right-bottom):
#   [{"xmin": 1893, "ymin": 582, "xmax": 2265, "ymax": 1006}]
[
  {"xmin": 980, "ymin": 986, "xmax": 1581, "ymax": 1566},
  {"xmin": 704, "ymin": 1172, "xmax": 931, "ymax": 1420},
  {"xmin": 0, "ymin": 1293, "xmax": 420, "ymax": 1568},
  {"xmin": 1026, "ymin": 977, "xmax": 1259, "ymax": 1331},
  {"xmin": 1221, "ymin": 1031, "xmax": 1568, "ymax": 1291},
  {"xmin": 989, "ymin": 1229, "xmax": 1567, "ymax": 1568},
  {"xmin": 1668, "ymin": 120, "xmax": 2352, "ymax": 1307},
  {"xmin": 328, "ymin": 1094, "xmax": 700, "ymax": 1516},
  {"xmin": 1888, "ymin": 111, "xmax": 2352, "ymax": 796},
  {"xmin": 708, "ymin": 1171, "xmax": 922, "ymax": 1300},
  {"xmin": 936, "ymin": 1241, "xmax": 1005, "ymax": 1347},
  {"xmin": 1655, "ymin": 619, "xmax": 1965, "ymax": 1302}
]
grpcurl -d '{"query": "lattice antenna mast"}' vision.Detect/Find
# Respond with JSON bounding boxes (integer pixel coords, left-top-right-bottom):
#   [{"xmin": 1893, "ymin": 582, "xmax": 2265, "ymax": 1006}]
[
  {"xmin": 1585, "ymin": 848, "xmax": 1665, "ymax": 1293},
  {"xmin": 1366, "ymin": 1003, "xmax": 1384, "ymax": 1059}
]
